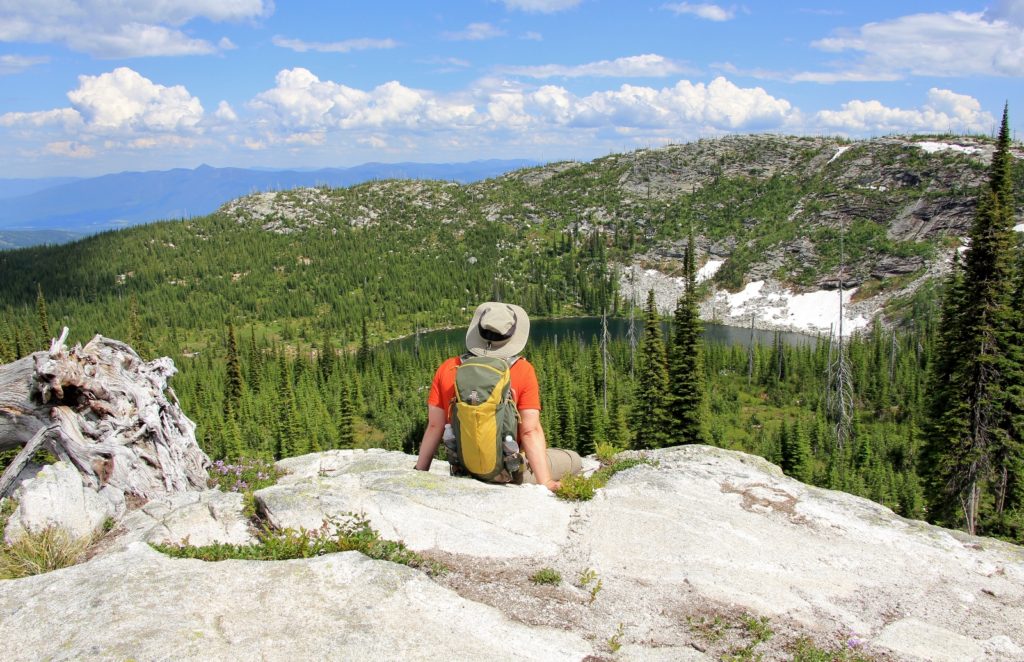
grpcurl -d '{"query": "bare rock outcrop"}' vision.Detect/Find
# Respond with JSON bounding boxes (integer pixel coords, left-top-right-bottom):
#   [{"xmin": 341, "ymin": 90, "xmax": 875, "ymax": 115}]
[
  {"xmin": 3, "ymin": 445, "xmax": 1022, "ymax": 661},
  {"xmin": 3, "ymin": 461, "xmax": 115, "ymax": 544}
]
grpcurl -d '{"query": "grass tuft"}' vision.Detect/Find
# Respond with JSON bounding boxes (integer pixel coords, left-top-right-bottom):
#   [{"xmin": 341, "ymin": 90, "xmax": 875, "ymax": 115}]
[
  {"xmin": 529, "ymin": 567, "xmax": 562, "ymax": 585},
  {"xmin": 790, "ymin": 636, "xmax": 875, "ymax": 662},
  {"xmin": 0, "ymin": 526, "xmax": 92, "ymax": 579},
  {"xmin": 152, "ymin": 512, "xmax": 447, "ymax": 576}
]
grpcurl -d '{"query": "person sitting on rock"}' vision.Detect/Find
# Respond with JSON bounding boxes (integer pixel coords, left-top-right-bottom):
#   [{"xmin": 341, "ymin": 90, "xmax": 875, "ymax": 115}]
[{"xmin": 413, "ymin": 302, "xmax": 581, "ymax": 492}]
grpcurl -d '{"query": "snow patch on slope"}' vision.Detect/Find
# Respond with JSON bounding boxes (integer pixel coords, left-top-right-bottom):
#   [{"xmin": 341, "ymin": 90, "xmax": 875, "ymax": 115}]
[
  {"xmin": 620, "ymin": 265, "xmax": 872, "ymax": 336},
  {"xmin": 914, "ymin": 142, "xmax": 982, "ymax": 156},
  {"xmin": 828, "ymin": 145, "xmax": 852, "ymax": 163},
  {"xmin": 718, "ymin": 281, "xmax": 869, "ymax": 336},
  {"xmin": 696, "ymin": 259, "xmax": 724, "ymax": 282}
]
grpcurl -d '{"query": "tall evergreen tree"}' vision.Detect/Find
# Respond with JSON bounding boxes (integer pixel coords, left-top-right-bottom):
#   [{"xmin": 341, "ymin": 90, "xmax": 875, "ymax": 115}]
[
  {"xmin": 666, "ymin": 233, "xmax": 707, "ymax": 445},
  {"xmin": 126, "ymin": 293, "xmax": 148, "ymax": 357},
  {"xmin": 990, "ymin": 212, "xmax": 1024, "ymax": 537},
  {"xmin": 337, "ymin": 379, "xmax": 356, "ymax": 448},
  {"xmin": 781, "ymin": 418, "xmax": 813, "ymax": 483},
  {"xmin": 923, "ymin": 105, "xmax": 1019, "ymax": 535},
  {"xmin": 632, "ymin": 289, "xmax": 670, "ymax": 449},
  {"xmin": 0, "ymin": 322, "xmax": 12, "ymax": 364},
  {"xmin": 225, "ymin": 322, "xmax": 244, "ymax": 410},
  {"xmin": 36, "ymin": 284, "xmax": 51, "ymax": 344},
  {"xmin": 357, "ymin": 317, "xmax": 371, "ymax": 370}
]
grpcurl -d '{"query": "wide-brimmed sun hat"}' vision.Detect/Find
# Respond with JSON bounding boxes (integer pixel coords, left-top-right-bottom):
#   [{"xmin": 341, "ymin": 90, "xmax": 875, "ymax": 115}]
[{"xmin": 465, "ymin": 302, "xmax": 530, "ymax": 359}]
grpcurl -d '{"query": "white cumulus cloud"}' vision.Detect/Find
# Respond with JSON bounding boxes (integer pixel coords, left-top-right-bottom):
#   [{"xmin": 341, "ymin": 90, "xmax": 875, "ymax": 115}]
[
  {"xmin": 215, "ymin": 101, "xmax": 238, "ymax": 122},
  {"xmin": 663, "ymin": 2, "xmax": 735, "ymax": 21},
  {"xmin": 500, "ymin": 54, "xmax": 690, "ymax": 79},
  {"xmin": 805, "ymin": 9, "xmax": 1024, "ymax": 80},
  {"xmin": 0, "ymin": 0, "xmax": 271, "ymax": 57},
  {"xmin": 566, "ymin": 77, "xmax": 793, "ymax": 130},
  {"xmin": 0, "ymin": 67, "xmax": 208, "ymax": 161},
  {"xmin": 247, "ymin": 69, "xmax": 800, "ymax": 144},
  {"xmin": 250, "ymin": 68, "xmax": 477, "ymax": 132},
  {"xmin": 271, "ymin": 36, "xmax": 398, "ymax": 53},
  {"xmin": 814, "ymin": 88, "xmax": 996, "ymax": 134},
  {"xmin": 67, "ymin": 68, "xmax": 204, "ymax": 132}
]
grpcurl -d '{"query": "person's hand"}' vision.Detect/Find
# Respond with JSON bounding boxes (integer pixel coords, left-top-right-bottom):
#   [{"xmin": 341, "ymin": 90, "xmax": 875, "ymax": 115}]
[{"xmin": 544, "ymin": 479, "xmax": 561, "ymax": 492}]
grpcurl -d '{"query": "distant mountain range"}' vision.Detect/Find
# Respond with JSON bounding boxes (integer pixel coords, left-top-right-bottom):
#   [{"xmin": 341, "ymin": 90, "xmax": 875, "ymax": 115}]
[{"xmin": 0, "ymin": 160, "xmax": 538, "ymax": 248}]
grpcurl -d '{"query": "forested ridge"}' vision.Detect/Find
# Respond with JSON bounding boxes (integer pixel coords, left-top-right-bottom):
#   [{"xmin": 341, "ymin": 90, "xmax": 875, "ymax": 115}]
[{"xmin": 1, "ymin": 131, "xmax": 1022, "ymax": 542}]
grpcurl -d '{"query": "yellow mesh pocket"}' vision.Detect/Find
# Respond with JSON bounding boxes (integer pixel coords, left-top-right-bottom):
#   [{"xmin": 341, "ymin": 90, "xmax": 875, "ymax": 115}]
[{"xmin": 457, "ymin": 401, "xmax": 499, "ymax": 474}]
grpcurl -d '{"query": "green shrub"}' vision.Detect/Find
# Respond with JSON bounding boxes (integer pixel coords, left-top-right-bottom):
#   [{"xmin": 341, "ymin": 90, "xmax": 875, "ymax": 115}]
[
  {"xmin": 607, "ymin": 623, "xmax": 625, "ymax": 653},
  {"xmin": 577, "ymin": 567, "xmax": 603, "ymax": 603},
  {"xmin": 556, "ymin": 457, "xmax": 656, "ymax": 501},
  {"xmin": 595, "ymin": 442, "xmax": 623, "ymax": 463},
  {"xmin": 556, "ymin": 474, "xmax": 596, "ymax": 501},
  {"xmin": 529, "ymin": 567, "xmax": 562, "ymax": 585}
]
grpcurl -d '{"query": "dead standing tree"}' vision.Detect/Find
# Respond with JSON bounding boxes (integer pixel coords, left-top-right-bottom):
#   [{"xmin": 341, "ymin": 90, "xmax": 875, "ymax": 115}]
[
  {"xmin": 826, "ymin": 231, "xmax": 855, "ymax": 452},
  {"xmin": 0, "ymin": 328, "xmax": 210, "ymax": 500}
]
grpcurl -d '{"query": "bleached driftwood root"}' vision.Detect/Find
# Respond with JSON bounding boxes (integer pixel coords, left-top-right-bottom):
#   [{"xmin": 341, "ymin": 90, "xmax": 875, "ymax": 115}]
[{"xmin": 0, "ymin": 328, "xmax": 209, "ymax": 499}]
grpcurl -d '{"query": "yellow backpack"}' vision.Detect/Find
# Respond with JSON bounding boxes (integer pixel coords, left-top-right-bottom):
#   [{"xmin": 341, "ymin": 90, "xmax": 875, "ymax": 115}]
[{"xmin": 448, "ymin": 355, "xmax": 523, "ymax": 484}]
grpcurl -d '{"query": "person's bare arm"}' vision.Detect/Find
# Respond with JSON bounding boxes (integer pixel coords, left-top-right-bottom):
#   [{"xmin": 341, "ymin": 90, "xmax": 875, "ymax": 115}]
[
  {"xmin": 518, "ymin": 408, "xmax": 559, "ymax": 492},
  {"xmin": 414, "ymin": 405, "xmax": 447, "ymax": 471}
]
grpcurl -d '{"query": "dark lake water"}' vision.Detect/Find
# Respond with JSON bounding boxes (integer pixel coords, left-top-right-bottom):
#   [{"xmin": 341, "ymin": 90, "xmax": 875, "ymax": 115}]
[{"xmin": 392, "ymin": 317, "xmax": 817, "ymax": 353}]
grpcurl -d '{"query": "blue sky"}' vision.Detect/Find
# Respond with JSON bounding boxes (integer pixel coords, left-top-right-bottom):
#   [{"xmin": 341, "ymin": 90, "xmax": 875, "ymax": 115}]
[{"xmin": 1, "ymin": 0, "xmax": 1022, "ymax": 177}]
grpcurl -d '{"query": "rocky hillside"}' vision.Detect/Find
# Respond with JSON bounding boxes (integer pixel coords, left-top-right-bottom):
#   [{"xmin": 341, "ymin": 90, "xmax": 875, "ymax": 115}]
[
  {"xmin": 218, "ymin": 133, "xmax": 1023, "ymax": 332},
  {"xmin": 3, "ymin": 446, "xmax": 1022, "ymax": 661}
]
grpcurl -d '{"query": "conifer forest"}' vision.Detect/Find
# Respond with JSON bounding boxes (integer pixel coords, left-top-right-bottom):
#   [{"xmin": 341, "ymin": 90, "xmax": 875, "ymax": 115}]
[{"xmin": 1, "ymin": 121, "xmax": 1022, "ymax": 544}]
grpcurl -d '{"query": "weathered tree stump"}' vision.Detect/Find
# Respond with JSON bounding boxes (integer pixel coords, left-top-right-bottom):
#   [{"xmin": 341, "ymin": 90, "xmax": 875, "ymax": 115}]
[{"xmin": 0, "ymin": 328, "xmax": 209, "ymax": 500}]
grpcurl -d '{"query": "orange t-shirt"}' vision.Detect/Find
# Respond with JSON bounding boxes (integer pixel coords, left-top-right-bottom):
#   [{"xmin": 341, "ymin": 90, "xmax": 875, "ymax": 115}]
[{"xmin": 427, "ymin": 356, "xmax": 541, "ymax": 420}]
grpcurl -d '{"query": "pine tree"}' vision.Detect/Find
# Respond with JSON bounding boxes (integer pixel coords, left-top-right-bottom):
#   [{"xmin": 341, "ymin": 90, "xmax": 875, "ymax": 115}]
[
  {"xmin": 989, "ymin": 207, "xmax": 1024, "ymax": 538},
  {"xmin": 337, "ymin": 379, "xmax": 356, "ymax": 448},
  {"xmin": 632, "ymin": 290, "xmax": 670, "ymax": 449},
  {"xmin": 577, "ymin": 381, "xmax": 598, "ymax": 456},
  {"xmin": 275, "ymin": 354, "xmax": 299, "ymax": 459},
  {"xmin": 126, "ymin": 293, "xmax": 149, "ymax": 358},
  {"xmin": 36, "ymin": 284, "xmax": 51, "ymax": 344},
  {"xmin": 608, "ymin": 392, "xmax": 631, "ymax": 449},
  {"xmin": 225, "ymin": 322, "xmax": 244, "ymax": 410},
  {"xmin": 666, "ymin": 233, "xmax": 707, "ymax": 445},
  {"xmin": 0, "ymin": 322, "xmax": 12, "ymax": 364},
  {"xmin": 781, "ymin": 418, "xmax": 812, "ymax": 483},
  {"xmin": 247, "ymin": 324, "xmax": 264, "ymax": 387},
  {"xmin": 357, "ymin": 317, "xmax": 371, "ymax": 370},
  {"xmin": 923, "ymin": 105, "xmax": 1019, "ymax": 535}
]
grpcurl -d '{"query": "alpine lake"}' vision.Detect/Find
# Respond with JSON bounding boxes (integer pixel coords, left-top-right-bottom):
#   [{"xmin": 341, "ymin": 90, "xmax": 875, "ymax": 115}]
[{"xmin": 392, "ymin": 317, "xmax": 817, "ymax": 354}]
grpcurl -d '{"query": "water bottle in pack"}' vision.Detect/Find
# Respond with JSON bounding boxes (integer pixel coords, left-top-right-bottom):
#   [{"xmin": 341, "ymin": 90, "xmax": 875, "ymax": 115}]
[
  {"xmin": 443, "ymin": 424, "xmax": 462, "ymax": 474},
  {"xmin": 502, "ymin": 434, "xmax": 522, "ymax": 473}
]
